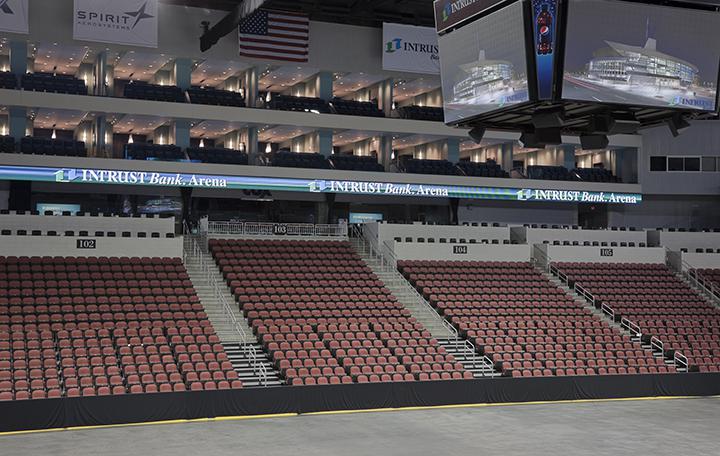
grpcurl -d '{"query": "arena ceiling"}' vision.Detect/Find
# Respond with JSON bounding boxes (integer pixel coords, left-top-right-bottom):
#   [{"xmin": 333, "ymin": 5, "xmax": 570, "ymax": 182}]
[{"xmin": 163, "ymin": 0, "xmax": 437, "ymax": 28}]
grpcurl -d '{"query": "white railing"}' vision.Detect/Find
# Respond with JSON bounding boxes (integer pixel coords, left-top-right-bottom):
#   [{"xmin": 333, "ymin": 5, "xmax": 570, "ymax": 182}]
[
  {"xmin": 620, "ymin": 318, "xmax": 642, "ymax": 338},
  {"xmin": 650, "ymin": 336, "xmax": 664, "ymax": 354},
  {"xmin": 532, "ymin": 244, "xmax": 551, "ymax": 271},
  {"xmin": 184, "ymin": 234, "xmax": 269, "ymax": 386},
  {"xmin": 351, "ymin": 224, "xmax": 496, "ymax": 376},
  {"xmin": 667, "ymin": 251, "xmax": 720, "ymax": 305},
  {"xmin": 205, "ymin": 221, "xmax": 348, "ymax": 238},
  {"xmin": 600, "ymin": 303, "xmax": 615, "ymax": 320},
  {"xmin": 574, "ymin": 283, "xmax": 596, "ymax": 306},
  {"xmin": 674, "ymin": 352, "xmax": 689, "ymax": 371}
]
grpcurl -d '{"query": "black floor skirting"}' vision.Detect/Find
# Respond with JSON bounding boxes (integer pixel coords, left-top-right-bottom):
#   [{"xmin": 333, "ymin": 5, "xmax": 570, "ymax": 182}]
[{"xmin": 2, "ymin": 372, "xmax": 719, "ymax": 433}]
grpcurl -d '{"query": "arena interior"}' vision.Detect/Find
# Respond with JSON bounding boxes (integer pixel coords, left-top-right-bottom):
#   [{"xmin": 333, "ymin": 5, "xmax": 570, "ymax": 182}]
[{"xmin": 0, "ymin": 0, "xmax": 719, "ymax": 454}]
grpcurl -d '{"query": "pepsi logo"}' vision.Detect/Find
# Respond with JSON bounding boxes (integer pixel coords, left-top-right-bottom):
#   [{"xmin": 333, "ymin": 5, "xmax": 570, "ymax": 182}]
[{"xmin": 540, "ymin": 25, "xmax": 549, "ymax": 35}]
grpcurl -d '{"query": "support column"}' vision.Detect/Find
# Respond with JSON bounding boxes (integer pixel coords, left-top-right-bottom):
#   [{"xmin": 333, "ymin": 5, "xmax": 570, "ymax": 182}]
[
  {"xmin": 92, "ymin": 115, "xmax": 111, "ymax": 158},
  {"xmin": 8, "ymin": 107, "xmax": 27, "ymax": 141},
  {"xmin": 243, "ymin": 67, "xmax": 259, "ymax": 108},
  {"xmin": 173, "ymin": 120, "xmax": 191, "ymax": 149},
  {"xmin": 94, "ymin": 51, "xmax": 107, "ymax": 96},
  {"xmin": 180, "ymin": 187, "xmax": 193, "ymax": 229},
  {"xmin": 315, "ymin": 71, "xmax": 333, "ymax": 101},
  {"xmin": 173, "ymin": 58, "xmax": 192, "ymax": 91},
  {"xmin": 377, "ymin": 79, "xmax": 394, "ymax": 116},
  {"xmin": 379, "ymin": 135, "xmax": 393, "ymax": 170},
  {"xmin": 9, "ymin": 41, "xmax": 27, "ymax": 77},
  {"xmin": 561, "ymin": 144, "xmax": 576, "ymax": 170},
  {"xmin": 318, "ymin": 130, "xmax": 333, "ymax": 157},
  {"xmin": 448, "ymin": 198, "xmax": 459, "ymax": 226},
  {"xmin": 154, "ymin": 125, "xmax": 172, "ymax": 145},
  {"xmin": 446, "ymin": 138, "xmax": 460, "ymax": 163},
  {"xmin": 500, "ymin": 142, "xmax": 514, "ymax": 172}
]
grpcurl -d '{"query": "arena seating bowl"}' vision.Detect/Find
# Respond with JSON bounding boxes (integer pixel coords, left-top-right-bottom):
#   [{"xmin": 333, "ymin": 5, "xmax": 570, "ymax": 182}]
[
  {"xmin": 210, "ymin": 239, "xmax": 473, "ymax": 385},
  {"xmin": 0, "ymin": 256, "xmax": 241, "ymax": 401}
]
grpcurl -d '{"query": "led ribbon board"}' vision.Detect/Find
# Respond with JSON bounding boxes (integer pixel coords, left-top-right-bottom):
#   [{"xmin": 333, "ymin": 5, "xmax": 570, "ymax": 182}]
[{"xmin": 0, "ymin": 165, "xmax": 642, "ymax": 204}]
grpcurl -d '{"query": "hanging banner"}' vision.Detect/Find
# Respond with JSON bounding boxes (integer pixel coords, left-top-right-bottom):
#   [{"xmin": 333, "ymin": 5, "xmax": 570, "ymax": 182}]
[
  {"xmin": 0, "ymin": 0, "xmax": 29, "ymax": 34},
  {"xmin": 383, "ymin": 23, "xmax": 440, "ymax": 75},
  {"xmin": 73, "ymin": 0, "xmax": 158, "ymax": 48}
]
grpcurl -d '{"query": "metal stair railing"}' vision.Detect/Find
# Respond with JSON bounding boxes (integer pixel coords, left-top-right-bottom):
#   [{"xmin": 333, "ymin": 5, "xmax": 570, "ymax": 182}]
[
  {"xmin": 205, "ymin": 221, "xmax": 348, "ymax": 238},
  {"xmin": 668, "ymin": 252, "xmax": 720, "ymax": 306},
  {"xmin": 350, "ymin": 225, "xmax": 495, "ymax": 374},
  {"xmin": 546, "ymin": 261, "xmax": 689, "ymax": 373},
  {"xmin": 184, "ymin": 235, "xmax": 268, "ymax": 386}
]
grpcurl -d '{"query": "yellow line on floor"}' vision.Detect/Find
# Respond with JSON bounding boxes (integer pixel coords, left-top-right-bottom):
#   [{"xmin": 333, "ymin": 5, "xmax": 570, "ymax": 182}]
[
  {"xmin": 1, "ymin": 395, "xmax": 717, "ymax": 437},
  {"xmin": 0, "ymin": 413, "xmax": 298, "ymax": 437},
  {"xmin": 300, "ymin": 394, "xmax": 708, "ymax": 416}
]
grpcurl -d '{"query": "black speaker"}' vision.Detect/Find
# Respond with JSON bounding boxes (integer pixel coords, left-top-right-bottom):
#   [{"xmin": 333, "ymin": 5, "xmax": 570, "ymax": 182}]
[{"xmin": 580, "ymin": 134, "xmax": 609, "ymax": 150}]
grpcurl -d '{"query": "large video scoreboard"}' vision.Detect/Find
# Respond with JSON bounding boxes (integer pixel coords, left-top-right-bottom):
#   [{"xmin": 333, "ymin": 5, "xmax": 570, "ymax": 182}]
[{"xmin": 435, "ymin": 0, "xmax": 720, "ymax": 130}]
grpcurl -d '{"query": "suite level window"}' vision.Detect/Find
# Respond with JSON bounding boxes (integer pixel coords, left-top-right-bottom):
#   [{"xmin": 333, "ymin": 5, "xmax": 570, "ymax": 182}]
[
  {"xmin": 702, "ymin": 156, "xmax": 717, "ymax": 172},
  {"xmin": 684, "ymin": 157, "xmax": 700, "ymax": 172},
  {"xmin": 653, "ymin": 156, "xmax": 704, "ymax": 172},
  {"xmin": 667, "ymin": 157, "xmax": 684, "ymax": 171},
  {"xmin": 650, "ymin": 156, "xmax": 666, "ymax": 171}
]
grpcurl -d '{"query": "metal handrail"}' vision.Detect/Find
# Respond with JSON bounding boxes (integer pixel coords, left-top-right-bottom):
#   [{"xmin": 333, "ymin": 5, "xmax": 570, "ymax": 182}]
[
  {"xmin": 650, "ymin": 336, "xmax": 664, "ymax": 354},
  {"xmin": 184, "ymin": 234, "xmax": 268, "ymax": 386},
  {"xmin": 620, "ymin": 318, "xmax": 642, "ymax": 338},
  {"xmin": 532, "ymin": 244, "xmax": 550, "ymax": 271},
  {"xmin": 667, "ymin": 251, "xmax": 720, "ymax": 305},
  {"xmin": 351, "ymin": 224, "xmax": 495, "ymax": 375},
  {"xmin": 674, "ymin": 352, "xmax": 689, "ymax": 370},
  {"xmin": 205, "ymin": 221, "xmax": 348, "ymax": 238}
]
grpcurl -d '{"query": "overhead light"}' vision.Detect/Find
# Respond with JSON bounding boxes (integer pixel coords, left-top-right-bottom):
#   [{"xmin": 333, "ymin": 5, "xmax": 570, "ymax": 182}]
[
  {"xmin": 239, "ymin": 142, "xmax": 246, "ymax": 152},
  {"xmin": 51, "ymin": 129, "xmax": 56, "ymax": 139},
  {"xmin": 265, "ymin": 143, "xmax": 272, "ymax": 153},
  {"xmin": 199, "ymin": 138, "xmax": 205, "ymax": 148},
  {"xmin": 265, "ymin": 92, "xmax": 271, "ymax": 102},
  {"xmin": 128, "ymin": 134, "xmax": 134, "ymax": 144}
]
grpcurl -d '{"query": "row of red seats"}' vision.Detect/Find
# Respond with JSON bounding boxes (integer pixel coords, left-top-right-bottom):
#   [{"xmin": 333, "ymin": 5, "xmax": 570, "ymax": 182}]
[
  {"xmin": 400, "ymin": 260, "xmax": 670, "ymax": 377},
  {"xmin": 213, "ymin": 239, "xmax": 470, "ymax": 385},
  {"xmin": 555, "ymin": 262, "xmax": 720, "ymax": 371}
]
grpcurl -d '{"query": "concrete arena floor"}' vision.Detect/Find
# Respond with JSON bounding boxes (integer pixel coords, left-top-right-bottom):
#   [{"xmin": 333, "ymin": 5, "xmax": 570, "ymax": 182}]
[{"xmin": 2, "ymin": 397, "xmax": 719, "ymax": 456}]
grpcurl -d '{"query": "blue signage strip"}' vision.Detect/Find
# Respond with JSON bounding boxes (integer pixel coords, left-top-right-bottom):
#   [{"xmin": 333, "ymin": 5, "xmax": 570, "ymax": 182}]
[{"xmin": 0, "ymin": 165, "xmax": 642, "ymax": 205}]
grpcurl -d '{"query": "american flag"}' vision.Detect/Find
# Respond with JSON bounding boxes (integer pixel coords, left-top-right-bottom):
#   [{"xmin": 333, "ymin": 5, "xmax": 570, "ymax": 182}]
[{"xmin": 238, "ymin": 9, "xmax": 309, "ymax": 63}]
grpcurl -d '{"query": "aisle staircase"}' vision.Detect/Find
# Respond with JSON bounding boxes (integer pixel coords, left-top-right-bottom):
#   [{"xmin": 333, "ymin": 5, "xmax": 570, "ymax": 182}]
[
  {"xmin": 183, "ymin": 236, "xmax": 283, "ymax": 387},
  {"xmin": 349, "ymin": 229, "xmax": 498, "ymax": 378},
  {"xmin": 535, "ymin": 256, "xmax": 686, "ymax": 373}
]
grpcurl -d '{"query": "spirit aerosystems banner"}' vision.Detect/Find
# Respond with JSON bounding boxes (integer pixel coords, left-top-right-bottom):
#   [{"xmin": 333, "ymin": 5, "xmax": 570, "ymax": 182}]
[
  {"xmin": 383, "ymin": 23, "xmax": 440, "ymax": 74},
  {"xmin": 0, "ymin": 165, "xmax": 642, "ymax": 205},
  {"xmin": 73, "ymin": 0, "xmax": 158, "ymax": 48},
  {"xmin": 0, "ymin": 0, "xmax": 29, "ymax": 34}
]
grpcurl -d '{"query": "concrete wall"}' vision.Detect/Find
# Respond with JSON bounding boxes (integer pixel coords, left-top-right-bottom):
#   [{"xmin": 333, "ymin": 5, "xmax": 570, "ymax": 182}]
[
  {"xmin": 607, "ymin": 195, "xmax": 720, "ymax": 230},
  {"xmin": 648, "ymin": 230, "xmax": 720, "ymax": 251},
  {"xmin": 680, "ymin": 252, "xmax": 720, "ymax": 270},
  {"xmin": 458, "ymin": 200, "xmax": 579, "ymax": 226},
  {"xmin": 0, "ymin": 235, "xmax": 182, "ymax": 258},
  {"xmin": 639, "ymin": 122, "xmax": 720, "ymax": 195},
  {"xmin": 519, "ymin": 227, "xmax": 646, "ymax": 245},
  {"xmin": 391, "ymin": 242, "xmax": 531, "ymax": 262},
  {"xmin": 538, "ymin": 244, "xmax": 666, "ymax": 264},
  {"xmin": 373, "ymin": 221, "xmax": 511, "ymax": 244},
  {"xmin": 0, "ymin": 213, "xmax": 174, "ymax": 235}
]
